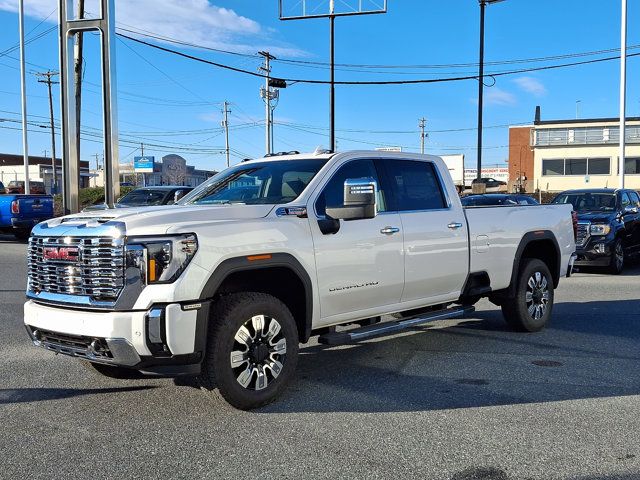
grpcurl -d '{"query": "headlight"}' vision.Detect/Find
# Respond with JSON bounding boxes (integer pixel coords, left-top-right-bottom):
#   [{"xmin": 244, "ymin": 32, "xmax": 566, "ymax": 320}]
[
  {"xmin": 590, "ymin": 224, "xmax": 610, "ymax": 236},
  {"xmin": 126, "ymin": 234, "xmax": 198, "ymax": 284}
]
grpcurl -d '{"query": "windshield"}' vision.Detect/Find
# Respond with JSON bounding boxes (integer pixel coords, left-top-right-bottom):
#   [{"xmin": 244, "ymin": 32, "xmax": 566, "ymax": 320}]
[
  {"xmin": 118, "ymin": 189, "xmax": 169, "ymax": 206},
  {"xmin": 553, "ymin": 193, "xmax": 617, "ymax": 212},
  {"xmin": 181, "ymin": 159, "xmax": 327, "ymax": 206}
]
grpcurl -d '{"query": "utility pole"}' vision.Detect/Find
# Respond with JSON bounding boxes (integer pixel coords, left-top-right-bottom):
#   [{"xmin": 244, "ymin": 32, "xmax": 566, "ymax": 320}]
[
  {"xmin": 74, "ymin": 0, "xmax": 85, "ymax": 189},
  {"xmin": 140, "ymin": 143, "xmax": 146, "ymax": 187},
  {"xmin": 36, "ymin": 70, "xmax": 60, "ymax": 194},
  {"xmin": 222, "ymin": 101, "xmax": 231, "ymax": 168},
  {"xmin": 94, "ymin": 153, "xmax": 101, "ymax": 170},
  {"xmin": 419, "ymin": 117, "xmax": 427, "ymax": 154},
  {"xmin": 259, "ymin": 51, "xmax": 276, "ymax": 155}
]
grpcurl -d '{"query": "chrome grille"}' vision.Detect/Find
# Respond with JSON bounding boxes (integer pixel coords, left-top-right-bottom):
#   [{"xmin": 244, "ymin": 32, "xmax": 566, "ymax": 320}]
[
  {"xmin": 576, "ymin": 222, "xmax": 590, "ymax": 247},
  {"xmin": 27, "ymin": 236, "xmax": 125, "ymax": 302}
]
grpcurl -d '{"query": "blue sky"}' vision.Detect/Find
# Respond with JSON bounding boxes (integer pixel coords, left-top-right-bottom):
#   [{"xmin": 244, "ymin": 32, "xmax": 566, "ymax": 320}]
[{"xmin": 0, "ymin": 0, "xmax": 639, "ymax": 172}]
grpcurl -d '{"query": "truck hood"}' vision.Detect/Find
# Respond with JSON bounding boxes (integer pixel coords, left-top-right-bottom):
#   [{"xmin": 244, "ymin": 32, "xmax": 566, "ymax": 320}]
[
  {"xmin": 576, "ymin": 211, "xmax": 617, "ymax": 224},
  {"xmin": 37, "ymin": 204, "xmax": 275, "ymax": 236}
]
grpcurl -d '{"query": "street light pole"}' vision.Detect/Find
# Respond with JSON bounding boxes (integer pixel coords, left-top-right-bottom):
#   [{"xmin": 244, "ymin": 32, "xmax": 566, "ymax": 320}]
[
  {"xmin": 476, "ymin": 0, "xmax": 486, "ymax": 182},
  {"xmin": 18, "ymin": 0, "xmax": 30, "ymax": 195},
  {"xmin": 619, "ymin": 0, "xmax": 627, "ymax": 189},
  {"xmin": 476, "ymin": 0, "xmax": 505, "ymax": 182}
]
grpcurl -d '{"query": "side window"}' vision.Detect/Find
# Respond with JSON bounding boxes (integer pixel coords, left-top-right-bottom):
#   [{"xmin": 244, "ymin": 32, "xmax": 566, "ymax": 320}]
[
  {"xmin": 383, "ymin": 160, "xmax": 447, "ymax": 211},
  {"xmin": 315, "ymin": 159, "xmax": 385, "ymax": 216},
  {"xmin": 629, "ymin": 191, "xmax": 640, "ymax": 207},
  {"xmin": 621, "ymin": 192, "xmax": 631, "ymax": 208}
]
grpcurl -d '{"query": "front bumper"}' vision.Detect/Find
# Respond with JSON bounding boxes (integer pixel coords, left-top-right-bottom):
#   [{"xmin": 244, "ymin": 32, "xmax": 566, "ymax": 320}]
[
  {"xmin": 24, "ymin": 300, "xmax": 205, "ymax": 374},
  {"xmin": 574, "ymin": 239, "xmax": 614, "ymax": 267}
]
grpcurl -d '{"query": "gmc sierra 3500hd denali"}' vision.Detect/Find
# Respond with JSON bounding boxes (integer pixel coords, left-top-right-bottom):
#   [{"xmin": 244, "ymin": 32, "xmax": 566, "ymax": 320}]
[{"xmin": 24, "ymin": 151, "xmax": 576, "ymax": 410}]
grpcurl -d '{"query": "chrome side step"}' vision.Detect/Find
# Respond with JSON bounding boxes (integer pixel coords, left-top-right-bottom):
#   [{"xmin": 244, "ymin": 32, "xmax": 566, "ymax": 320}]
[{"xmin": 317, "ymin": 306, "xmax": 475, "ymax": 345}]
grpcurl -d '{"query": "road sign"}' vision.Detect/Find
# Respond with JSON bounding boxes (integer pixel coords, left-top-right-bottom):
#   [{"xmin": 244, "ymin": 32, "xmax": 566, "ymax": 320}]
[
  {"xmin": 279, "ymin": 0, "xmax": 387, "ymax": 19},
  {"xmin": 134, "ymin": 156, "xmax": 154, "ymax": 173}
]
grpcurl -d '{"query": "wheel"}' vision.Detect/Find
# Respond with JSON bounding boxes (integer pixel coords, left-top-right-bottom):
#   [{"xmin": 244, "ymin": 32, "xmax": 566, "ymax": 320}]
[
  {"xmin": 606, "ymin": 238, "xmax": 624, "ymax": 275},
  {"xmin": 501, "ymin": 258, "xmax": 554, "ymax": 332},
  {"xmin": 199, "ymin": 292, "xmax": 299, "ymax": 410},
  {"xmin": 82, "ymin": 361, "xmax": 145, "ymax": 379},
  {"xmin": 14, "ymin": 229, "xmax": 30, "ymax": 242}
]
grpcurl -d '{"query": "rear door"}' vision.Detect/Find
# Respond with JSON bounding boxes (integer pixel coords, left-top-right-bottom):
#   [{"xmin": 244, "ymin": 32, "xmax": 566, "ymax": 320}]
[
  {"xmin": 310, "ymin": 158, "xmax": 404, "ymax": 321},
  {"xmin": 381, "ymin": 158, "xmax": 469, "ymax": 304}
]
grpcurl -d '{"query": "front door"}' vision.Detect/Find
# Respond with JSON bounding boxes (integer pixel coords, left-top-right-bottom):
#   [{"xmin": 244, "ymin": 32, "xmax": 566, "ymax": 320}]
[{"xmin": 310, "ymin": 158, "xmax": 404, "ymax": 322}]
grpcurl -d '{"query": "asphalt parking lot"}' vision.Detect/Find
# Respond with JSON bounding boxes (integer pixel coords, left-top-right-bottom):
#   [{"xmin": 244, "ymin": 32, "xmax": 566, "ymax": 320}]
[{"xmin": 1, "ymin": 233, "xmax": 639, "ymax": 480}]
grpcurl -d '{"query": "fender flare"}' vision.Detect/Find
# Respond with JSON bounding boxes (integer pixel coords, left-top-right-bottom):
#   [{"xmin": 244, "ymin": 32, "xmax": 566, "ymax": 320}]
[
  {"xmin": 505, "ymin": 231, "xmax": 561, "ymax": 297},
  {"xmin": 194, "ymin": 253, "xmax": 314, "ymax": 354}
]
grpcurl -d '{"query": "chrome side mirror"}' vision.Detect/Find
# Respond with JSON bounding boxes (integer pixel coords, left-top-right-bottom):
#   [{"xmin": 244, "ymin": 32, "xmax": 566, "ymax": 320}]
[{"xmin": 326, "ymin": 177, "xmax": 377, "ymax": 221}]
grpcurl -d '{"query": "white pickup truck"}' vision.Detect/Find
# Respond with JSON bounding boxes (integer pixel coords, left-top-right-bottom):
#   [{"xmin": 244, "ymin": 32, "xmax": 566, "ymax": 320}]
[{"xmin": 24, "ymin": 151, "xmax": 575, "ymax": 409}]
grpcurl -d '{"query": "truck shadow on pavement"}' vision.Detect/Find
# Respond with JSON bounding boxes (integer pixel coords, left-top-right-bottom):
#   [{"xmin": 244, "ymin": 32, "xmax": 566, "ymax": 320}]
[
  {"xmin": 260, "ymin": 297, "xmax": 640, "ymax": 414},
  {"xmin": 0, "ymin": 386, "xmax": 158, "ymax": 405}
]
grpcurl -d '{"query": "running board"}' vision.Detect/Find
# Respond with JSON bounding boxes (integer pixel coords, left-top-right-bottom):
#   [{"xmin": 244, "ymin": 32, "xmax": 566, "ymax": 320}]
[{"xmin": 317, "ymin": 306, "xmax": 475, "ymax": 346}]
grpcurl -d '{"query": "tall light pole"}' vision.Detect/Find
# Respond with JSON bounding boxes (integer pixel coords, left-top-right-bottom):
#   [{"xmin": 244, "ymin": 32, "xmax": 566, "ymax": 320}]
[
  {"xmin": 18, "ymin": 0, "xmax": 30, "ymax": 195},
  {"xmin": 575, "ymin": 100, "xmax": 581, "ymax": 119},
  {"xmin": 279, "ymin": 0, "xmax": 387, "ymax": 152},
  {"xmin": 619, "ymin": 0, "xmax": 627, "ymax": 189},
  {"xmin": 476, "ymin": 0, "xmax": 505, "ymax": 181}
]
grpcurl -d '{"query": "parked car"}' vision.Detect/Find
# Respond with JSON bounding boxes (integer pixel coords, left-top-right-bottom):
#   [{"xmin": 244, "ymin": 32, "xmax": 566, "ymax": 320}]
[
  {"xmin": 552, "ymin": 188, "xmax": 640, "ymax": 274},
  {"xmin": 461, "ymin": 194, "xmax": 539, "ymax": 207},
  {"xmin": 6, "ymin": 180, "xmax": 46, "ymax": 195},
  {"xmin": 24, "ymin": 151, "xmax": 575, "ymax": 410},
  {"xmin": 0, "ymin": 181, "xmax": 6, "ymax": 194},
  {"xmin": 0, "ymin": 194, "xmax": 54, "ymax": 241},
  {"xmin": 469, "ymin": 177, "xmax": 508, "ymax": 192},
  {"xmin": 83, "ymin": 186, "xmax": 193, "ymax": 211}
]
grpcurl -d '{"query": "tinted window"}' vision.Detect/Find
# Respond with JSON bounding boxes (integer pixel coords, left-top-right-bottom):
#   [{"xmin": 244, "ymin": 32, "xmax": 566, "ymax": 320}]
[
  {"xmin": 542, "ymin": 159, "xmax": 564, "ymax": 176},
  {"xmin": 553, "ymin": 193, "xmax": 617, "ymax": 212},
  {"xmin": 565, "ymin": 159, "xmax": 587, "ymax": 175},
  {"xmin": 624, "ymin": 157, "xmax": 640, "ymax": 175},
  {"xmin": 384, "ymin": 160, "xmax": 446, "ymax": 211},
  {"xmin": 588, "ymin": 158, "xmax": 610, "ymax": 175},
  {"xmin": 315, "ymin": 159, "xmax": 385, "ymax": 216},
  {"xmin": 620, "ymin": 192, "xmax": 631, "ymax": 208},
  {"xmin": 628, "ymin": 191, "xmax": 640, "ymax": 207}
]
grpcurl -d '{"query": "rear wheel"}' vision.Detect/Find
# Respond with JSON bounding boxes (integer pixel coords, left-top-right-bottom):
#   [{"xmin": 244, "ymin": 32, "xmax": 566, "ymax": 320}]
[
  {"xmin": 14, "ymin": 229, "xmax": 30, "ymax": 242},
  {"xmin": 501, "ymin": 258, "xmax": 554, "ymax": 332},
  {"xmin": 199, "ymin": 292, "xmax": 299, "ymax": 410},
  {"xmin": 606, "ymin": 238, "xmax": 624, "ymax": 275}
]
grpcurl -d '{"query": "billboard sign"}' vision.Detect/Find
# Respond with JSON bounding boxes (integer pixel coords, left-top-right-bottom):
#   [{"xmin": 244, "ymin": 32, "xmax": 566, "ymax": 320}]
[
  {"xmin": 464, "ymin": 167, "xmax": 509, "ymax": 183},
  {"xmin": 134, "ymin": 156, "xmax": 154, "ymax": 173}
]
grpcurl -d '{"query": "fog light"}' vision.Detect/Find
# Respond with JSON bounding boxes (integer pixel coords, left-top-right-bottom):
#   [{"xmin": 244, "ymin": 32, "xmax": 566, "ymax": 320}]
[
  {"xmin": 146, "ymin": 308, "xmax": 164, "ymax": 344},
  {"xmin": 594, "ymin": 243, "xmax": 607, "ymax": 254}
]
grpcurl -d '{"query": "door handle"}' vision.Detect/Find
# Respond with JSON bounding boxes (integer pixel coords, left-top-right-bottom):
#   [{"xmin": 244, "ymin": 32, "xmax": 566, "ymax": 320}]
[
  {"xmin": 380, "ymin": 226, "xmax": 400, "ymax": 235},
  {"xmin": 448, "ymin": 222, "xmax": 463, "ymax": 230}
]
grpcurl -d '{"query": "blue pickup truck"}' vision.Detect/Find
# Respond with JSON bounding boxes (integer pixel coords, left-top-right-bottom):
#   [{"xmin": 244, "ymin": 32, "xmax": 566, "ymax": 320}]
[{"xmin": 0, "ymin": 194, "xmax": 54, "ymax": 241}]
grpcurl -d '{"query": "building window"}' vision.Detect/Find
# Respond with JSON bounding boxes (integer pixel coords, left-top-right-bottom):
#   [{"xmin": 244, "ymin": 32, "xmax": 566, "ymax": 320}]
[
  {"xmin": 587, "ymin": 158, "xmax": 610, "ymax": 175},
  {"xmin": 624, "ymin": 157, "xmax": 640, "ymax": 175},
  {"xmin": 542, "ymin": 159, "xmax": 565, "ymax": 176},
  {"xmin": 542, "ymin": 158, "xmax": 611, "ymax": 176},
  {"xmin": 565, "ymin": 159, "xmax": 586, "ymax": 175}
]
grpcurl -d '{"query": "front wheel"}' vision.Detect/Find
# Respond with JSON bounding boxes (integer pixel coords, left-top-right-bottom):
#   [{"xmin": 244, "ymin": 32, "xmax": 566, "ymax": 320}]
[
  {"xmin": 199, "ymin": 292, "xmax": 299, "ymax": 410},
  {"xmin": 606, "ymin": 238, "xmax": 624, "ymax": 275},
  {"xmin": 501, "ymin": 258, "xmax": 554, "ymax": 332}
]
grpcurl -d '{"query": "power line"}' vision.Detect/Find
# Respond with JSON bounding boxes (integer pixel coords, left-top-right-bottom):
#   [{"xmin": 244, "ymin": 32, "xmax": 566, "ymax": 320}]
[{"xmin": 116, "ymin": 33, "xmax": 640, "ymax": 86}]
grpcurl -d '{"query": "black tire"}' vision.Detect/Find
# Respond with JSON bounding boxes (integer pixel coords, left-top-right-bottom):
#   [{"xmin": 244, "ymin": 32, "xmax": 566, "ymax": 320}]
[
  {"xmin": 501, "ymin": 258, "xmax": 554, "ymax": 332},
  {"xmin": 606, "ymin": 238, "xmax": 624, "ymax": 275},
  {"xmin": 14, "ymin": 229, "xmax": 30, "ymax": 242},
  {"xmin": 82, "ymin": 361, "xmax": 145, "ymax": 379},
  {"xmin": 199, "ymin": 292, "xmax": 299, "ymax": 410}
]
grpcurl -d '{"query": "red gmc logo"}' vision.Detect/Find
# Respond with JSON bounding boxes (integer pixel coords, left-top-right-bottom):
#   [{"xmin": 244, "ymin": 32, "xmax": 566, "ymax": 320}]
[{"xmin": 43, "ymin": 246, "xmax": 79, "ymax": 262}]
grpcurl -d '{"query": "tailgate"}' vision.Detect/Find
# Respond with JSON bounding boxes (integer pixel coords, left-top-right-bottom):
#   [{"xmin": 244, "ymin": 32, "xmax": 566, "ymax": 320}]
[{"xmin": 14, "ymin": 196, "xmax": 54, "ymax": 220}]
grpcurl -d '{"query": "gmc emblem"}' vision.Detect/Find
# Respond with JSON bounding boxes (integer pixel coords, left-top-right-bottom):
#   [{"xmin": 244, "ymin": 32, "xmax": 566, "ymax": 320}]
[{"xmin": 42, "ymin": 246, "xmax": 80, "ymax": 262}]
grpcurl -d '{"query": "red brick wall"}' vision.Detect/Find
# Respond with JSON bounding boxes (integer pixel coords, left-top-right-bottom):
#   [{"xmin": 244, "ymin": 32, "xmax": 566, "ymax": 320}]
[{"xmin": 508, "ymin": 127, "xmax": 534, "ymax": 192}]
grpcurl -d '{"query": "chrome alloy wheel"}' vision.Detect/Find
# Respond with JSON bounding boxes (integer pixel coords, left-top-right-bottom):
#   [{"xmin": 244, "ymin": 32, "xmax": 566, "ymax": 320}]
[
  {"xmin": 229, "ymin": 315, "xmax": 287, "ymax": 391},
  {"xmin": 615, "ymin": 242, "xmax": 624, "ymax": 271},
  {"xmin": 525, "ymin": 271, "xmax": 550, "ymax": 321}
]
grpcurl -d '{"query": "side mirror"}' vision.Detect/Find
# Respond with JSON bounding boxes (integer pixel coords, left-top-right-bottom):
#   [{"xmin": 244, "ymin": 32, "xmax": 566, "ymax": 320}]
[
  {"xmin": 325, "ymin": 177, "xmax": 377, "ymax": 221},
  {"xmin": 623, "ymin": 205, "xmax": 638, "ymax": 215},
  {"xmin": 174, "ymin": 190, "xmax": 185, "ymax": 203}
]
